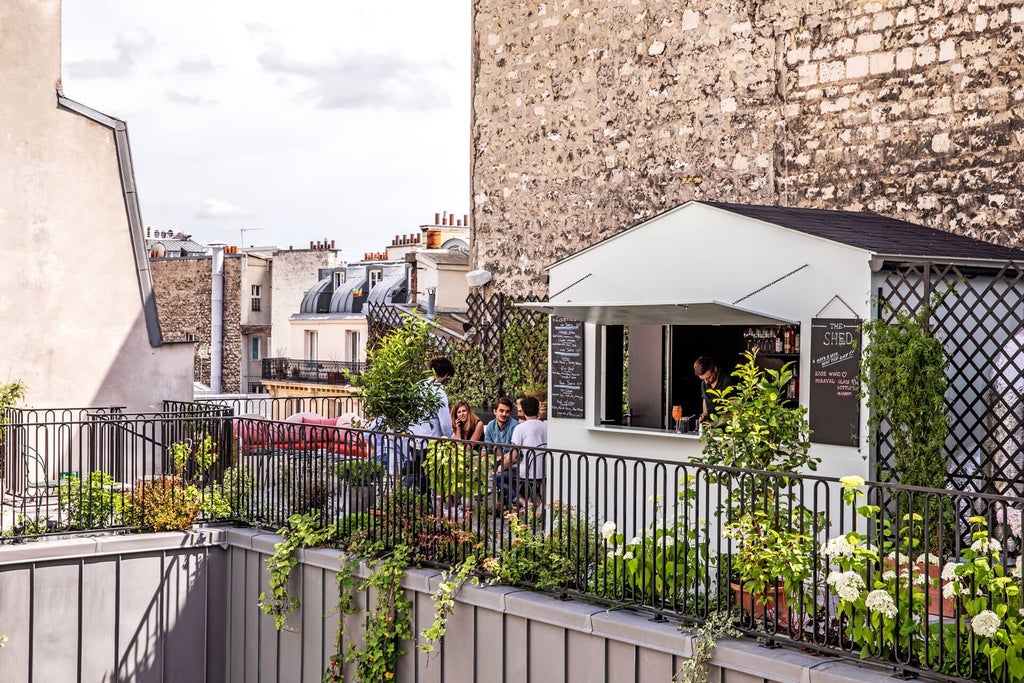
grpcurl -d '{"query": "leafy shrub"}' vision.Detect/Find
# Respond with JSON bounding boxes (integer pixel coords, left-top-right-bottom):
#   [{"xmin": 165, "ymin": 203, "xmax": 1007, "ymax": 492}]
[
  {"xmin": 58, "ymin": 471, "xmax": 124, "ymax": 530},
  {"xmin": 123, "ymin": 476, "xmax": 202, "ymax": 531}
]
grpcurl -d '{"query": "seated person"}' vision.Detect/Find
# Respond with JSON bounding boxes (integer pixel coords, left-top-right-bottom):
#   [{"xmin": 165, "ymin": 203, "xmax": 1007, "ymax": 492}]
[
  {"xmin": 499, "ymin": 396, "xmax": 547, "ymax": 511},
  {"xmin": 483, "ymin": 397, "xmax": 519, "ymax": 509},
  {"xmin": 451, "ymin": 401, "xmax": 485, "ymax": 443}
]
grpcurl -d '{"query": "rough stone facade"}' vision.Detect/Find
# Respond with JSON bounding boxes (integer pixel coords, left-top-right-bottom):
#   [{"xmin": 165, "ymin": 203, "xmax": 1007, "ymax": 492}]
[
  {"xmin": 151, "ymin": 256, "xmax": 243, "ymax": 391},
  {"xmin": 471, "ymin": 0, "xmax": 1024, "ymax": 295}
]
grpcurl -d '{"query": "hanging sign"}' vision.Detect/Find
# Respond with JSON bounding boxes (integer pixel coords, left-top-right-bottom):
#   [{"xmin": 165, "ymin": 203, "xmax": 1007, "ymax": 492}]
[
  {"xmin": 809, "ymin": 318, "xmax": 861, "ymax": 446},
  {"xmin": 550, "ymin": 316, "xmax": 585, "ymax": 419}
]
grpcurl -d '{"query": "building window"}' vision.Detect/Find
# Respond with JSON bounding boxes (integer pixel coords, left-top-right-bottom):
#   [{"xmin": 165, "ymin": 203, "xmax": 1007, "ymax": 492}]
[
  {"xmin": 332, "ymin": 271, "xmax": 345, "ymax": 289},
  {"xmin": 348, "ymin": 331, "xmax": 361, "ymax": 363},
  {"xmin": 305, "ymin": 330, "xmax": 318, "ymax": 361},
  {"xmin": 185, "ymin": 332, "xmax": 196, "ymax": 342},
  {"xmin": 251, "ymin": 284, "xmax": 262, "ymax": 312},
  {"xmin": 251, "ymin": 337, "xmax": 261, "ymax": 361},
  {"xmin": 369, "ymin": 269, "xmax": 383, "ymax": 289}
]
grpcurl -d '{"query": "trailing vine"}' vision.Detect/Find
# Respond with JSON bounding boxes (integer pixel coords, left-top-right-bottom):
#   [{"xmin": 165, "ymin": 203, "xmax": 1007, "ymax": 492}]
[
  {"xmin": 418, "ymin": 555, "xmax": 478, "ymax": 654},
  {"xmin": 673, "ymin": 611, "xmax": 741, "ymax": 683},
  {"xmin": 323, "ymin": 552, "xmax": 362, "ymax": 683},
  {"xmin": 323, "ymin": 544, "xmax": 414, "ymax": 683},
  {"xmin": 258, "ymin": 513, "xmax": 336, "ymax": 631}
]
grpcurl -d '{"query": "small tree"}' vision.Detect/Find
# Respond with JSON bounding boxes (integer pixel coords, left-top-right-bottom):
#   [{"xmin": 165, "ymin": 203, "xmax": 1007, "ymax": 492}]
[{"xmin": 354, "ymin": 315, "xmax": 442, "ymax": 432}]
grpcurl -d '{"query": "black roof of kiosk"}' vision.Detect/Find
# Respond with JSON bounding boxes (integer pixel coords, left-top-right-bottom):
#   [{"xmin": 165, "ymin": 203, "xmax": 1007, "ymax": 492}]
[{"xmin": 705, "ymin": 202, "xmax": 1024, "ymax": 262}]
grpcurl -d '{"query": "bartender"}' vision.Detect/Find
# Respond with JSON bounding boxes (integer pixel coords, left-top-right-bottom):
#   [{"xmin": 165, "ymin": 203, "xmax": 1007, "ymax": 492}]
[{"xmin": 694, "ymin": 356, "xmax": 731, "ymax": 423}]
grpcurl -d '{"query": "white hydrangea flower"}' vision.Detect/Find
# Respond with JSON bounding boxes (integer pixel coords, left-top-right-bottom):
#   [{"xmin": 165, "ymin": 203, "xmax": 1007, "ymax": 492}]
[
  {"xmin": 614, "ymin": 546, "xmax": 624, "ymax": 557},
  {"xmin": 1014, "ymin": 556, "xmax": 1023, "ymax": 579},
  {"xmin": 972, "ymin": 610, "xmax": 1001, "ymax": 638},
  {"xmin": 882, "ymin": 570, "xmax": 897, "ymax": 582},
  {"xmin": 1007, "ymin": 507, "xmax": 1022, "ymax": 539},
  {"xmin": 942, "ymin": 581, "xmax": 959, "ymax": 600},
  {"xmin": 622, "ymin": 551, "xmax": 634, "ymax": 560},
  {"xmin": 941, "ymin": 562, "xmax": 961, "ymax": 581},
  {"xmin": 865, "ymin": 589, "xmax": 898, "ymax": 618},
  {"xmin": 630, "ymin": 536, "xmax": 642, "ymax": 546},
  {"xmin": 607, "ymin": 550, "xmax": 616, "ymax": 559},
  {"xmin": 823, "ymin": 535, "xmax": 856, "ymax": 559},
  {"xmin": 839, "ymin": 475, "xmax": 865, "ymax": 489},
  {"xmin": 827, "ymin": 571, "xmax": 865, "ymax": 602},
  {"xmin": 970, "ymin": 538, "xmax": 1001, "ymax": 556},
  {"xmin": 915, "ymin": 552, "xmax": 941, "ymax": 565},
  {"xmin": 600, "ymin": 521, "xmax": 617, "ymax": 541},
  {"xmin": 887, "ymin": 552, "xmax": 909, "ymax": 564}
]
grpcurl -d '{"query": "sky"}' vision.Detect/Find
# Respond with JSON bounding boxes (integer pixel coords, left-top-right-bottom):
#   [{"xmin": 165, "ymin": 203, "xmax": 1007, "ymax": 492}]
[{"xmin": 60, "ymin": 1, "xmax": 470, "ymax": 260}]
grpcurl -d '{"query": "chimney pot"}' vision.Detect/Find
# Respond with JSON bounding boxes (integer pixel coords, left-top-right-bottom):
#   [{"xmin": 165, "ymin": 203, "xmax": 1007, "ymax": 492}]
[
  {"xmin": 434, "ymin": 212, "xmax": 440, "ymax": 225},
  {"xmin": 330, "ymin": 240, "xmax": 336, "ymax": 249},
  {"xmin": 464, "ymin": 214, "xmax": 469, "ymax": 226},
  {"xmin": 310, "ymin": 241, "xmax": 315, "ymax": 249}
]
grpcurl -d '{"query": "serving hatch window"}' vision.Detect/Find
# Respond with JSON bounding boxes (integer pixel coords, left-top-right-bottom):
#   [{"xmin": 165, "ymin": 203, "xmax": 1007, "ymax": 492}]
[{"xmin": 601, "ymin": 323, "xmax": 801, "ymax": 430}]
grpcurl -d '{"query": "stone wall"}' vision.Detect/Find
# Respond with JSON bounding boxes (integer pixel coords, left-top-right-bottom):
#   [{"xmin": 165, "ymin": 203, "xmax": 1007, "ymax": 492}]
[
  {"xmin": 471, "ymin": 0, "xmax": 1024, "ymax": 294},
  {"xmin": 151, "ymin": 255, "xmax": 243, "ymax": 391}
]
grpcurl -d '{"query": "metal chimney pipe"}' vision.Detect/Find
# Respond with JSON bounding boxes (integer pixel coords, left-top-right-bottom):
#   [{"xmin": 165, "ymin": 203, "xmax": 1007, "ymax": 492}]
[
  {"xmin": 426, "ymin": 286, "xmax": 437, "ymax": 318},
  {"xmin": 210, "ymin": 244, "xmax": 225, "ymax": 393}
]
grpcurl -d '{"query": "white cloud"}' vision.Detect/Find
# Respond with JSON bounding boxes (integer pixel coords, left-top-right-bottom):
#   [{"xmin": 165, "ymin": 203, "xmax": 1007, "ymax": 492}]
[
  {"xmin": 195, "ymin": 199, "xmax": 251, "ymax": 220},
  {"xmin": 175, "ymin": 55, "xmax": 217, "ymax": 75},
  {"xmin": 257, "ymin": 45, "xmax": 452, "ymax": 110},
  {"xmin": 166, "ymin": 89, "xmax": 215, "ymax": 106},
  {"xmin": 65, "ymin": 28, "xmax": 153, "ymax": 78}
]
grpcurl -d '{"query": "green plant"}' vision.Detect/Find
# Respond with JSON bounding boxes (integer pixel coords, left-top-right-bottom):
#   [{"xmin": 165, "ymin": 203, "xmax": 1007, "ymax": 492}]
[
  {"xmin": 419, "ymin": 554, "xmax": 478, "ymax": 653},
  {"xmin": 674, "ymin": 610, "xmax": 742, "ymax": 683},
  {"xmin": 696, "ymin": 350, "xmax": 816, "ymax": 480},
  {"xmin": 348, "ymin": 546, "xmax": 413, "ymax": 682},
  {"xmin": 353, "ymin": 315, "xmax": 441, "ymax": 433},
  {"xmin": 323, "ymin": 552, "xmax": 362, "ymax": 682},
  {"xmin": 336, "ymin": 458, "xmax": 386, "ymax": 486},
  {"xmin": 123, "ymin": 476, "xmax": 202, "ymax": 531},
  {"xmin": 446, "ymin": 336, "xmax": 501, "ymax": 409},
  {"xmin": 58, "ymin": 471, "xmax": 124, "ymax": 529},
  {"xmin": 170, "ymin": 434, "xmax": 217, "ymax": 483},
  {"xmin": 931, "ymin": 517, "xmax": 1024, "ymax": 680},
  {"xmin": 860, "ymin": 296, "xmax": 949, "ymax": 489},
  {"xmin": 694, "ymin": 351, "xmax": 819, "ymax": 613},
  {"xmin": 502, "ymin": 312, "xmax": 548, "ymax": 397},
  {"xmin": 423, "ymin": 439, "xmax": 488, "ymax": 501},
  {"xmin": 0, "ymin": 380, "xmax": 27, "ymax": 481},
  {"xmin": 594, "ymin": 488, "xmax": 713, "ymax": 606},
  {"xmin": 483, "ymin": 511, "xmax": 574, "ymax": 590},
  {"xmin": 258, "ymin": 512, "xmax": 337, "ymax": 631},
  {"xmin": 14, "ymin": 514, "xmax": 48, "ymax": 536}
]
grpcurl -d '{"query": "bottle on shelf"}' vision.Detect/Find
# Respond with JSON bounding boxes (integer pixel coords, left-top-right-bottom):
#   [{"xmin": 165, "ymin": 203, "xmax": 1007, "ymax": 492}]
[{"xmin": 774, "ymin": 327, "xmax": 783, "ymax": 353}]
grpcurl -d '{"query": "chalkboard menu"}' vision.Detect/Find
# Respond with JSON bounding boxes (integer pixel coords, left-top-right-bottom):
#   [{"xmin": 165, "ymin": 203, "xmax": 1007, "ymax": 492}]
[
  {"xmin": 809, "ymin": 318, "xmax": 861, "ymax": 446},
  {"xmin": 550, "ymin": 316, "xmax": 585, "ymax": 419}
]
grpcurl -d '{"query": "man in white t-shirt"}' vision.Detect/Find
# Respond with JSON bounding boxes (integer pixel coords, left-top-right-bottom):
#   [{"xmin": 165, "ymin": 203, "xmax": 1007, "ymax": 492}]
[{"xmin": 500, "ymin": 395, "xmax": 547, "ymax": 510}]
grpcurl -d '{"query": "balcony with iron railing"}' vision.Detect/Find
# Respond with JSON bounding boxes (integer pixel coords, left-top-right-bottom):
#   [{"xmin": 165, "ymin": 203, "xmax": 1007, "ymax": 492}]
[
  {"xmin": 3, "ymin": 403, "xmax": 1024, "ymax": 681},
  {"xmin": 261, "ymin": 357, "xmax": 366, "ymax": 385}
]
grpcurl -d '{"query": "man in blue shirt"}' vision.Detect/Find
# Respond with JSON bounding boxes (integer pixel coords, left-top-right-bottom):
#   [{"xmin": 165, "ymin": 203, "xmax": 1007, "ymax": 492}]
[{"xmin": 482, "ymin": 397, "xmax": 518, "ymax": 509}]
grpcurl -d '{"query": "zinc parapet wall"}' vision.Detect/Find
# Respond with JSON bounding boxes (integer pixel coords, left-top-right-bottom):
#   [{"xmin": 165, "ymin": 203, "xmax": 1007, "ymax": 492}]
[{"xmin": 2, "ymin": 529, "xmax": 893, "ymax": 682}]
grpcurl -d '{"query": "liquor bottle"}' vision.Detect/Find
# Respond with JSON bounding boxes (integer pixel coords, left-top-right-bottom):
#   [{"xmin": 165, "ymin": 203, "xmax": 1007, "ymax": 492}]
[{"xmin": 774, "ymin": 327, "xmax": 783, "ymax": 353}]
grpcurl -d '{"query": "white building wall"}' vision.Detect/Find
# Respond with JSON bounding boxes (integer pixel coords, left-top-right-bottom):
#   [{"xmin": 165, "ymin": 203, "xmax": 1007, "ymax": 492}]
[
  {"xmin": 545, "ymin": 202, "xmax": 874, "ymax": 480},
  {"xmin": 269, "ymin": 249, "xmax": 338, "ymax": 357},
  {"xmin": 288, "ymin": 317, "xmax": 368, "ymax": 363},
  {"xmin": 0, "ymin": 0, "xmax": 192, "ymax": 411}
]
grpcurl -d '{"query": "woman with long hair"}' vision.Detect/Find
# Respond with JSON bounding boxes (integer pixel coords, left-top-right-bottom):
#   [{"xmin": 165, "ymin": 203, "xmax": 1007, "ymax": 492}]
[{"xmin": 450, "ymin": 401, "xmax": 485, "ymax": 442}]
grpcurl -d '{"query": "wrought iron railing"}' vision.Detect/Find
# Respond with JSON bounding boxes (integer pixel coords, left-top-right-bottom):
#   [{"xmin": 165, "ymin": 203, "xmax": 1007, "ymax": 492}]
[
  {"xmin": 3, "ymin": 408, "xmax": 1023, "ymax": 681},
  {"xmin": 261, "ymin": 358, "xmax": 366, "ymax": 385}
]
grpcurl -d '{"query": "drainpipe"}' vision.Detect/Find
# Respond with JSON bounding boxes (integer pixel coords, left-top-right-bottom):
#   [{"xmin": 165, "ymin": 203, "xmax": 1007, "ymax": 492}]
[{"xmin": 210, "ymin": 243, "xmax": 225, "ymax": 393}]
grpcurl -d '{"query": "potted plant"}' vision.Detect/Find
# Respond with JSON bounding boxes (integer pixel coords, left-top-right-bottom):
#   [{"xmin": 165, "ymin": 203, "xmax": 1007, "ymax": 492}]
[
  {"xmin": 694, "ymin": 350, "xmax": 821, "ymax": 623},
  {"xmin": 336, "ymin": 458, "xmax": 386, "ymax": 514},
  {"xmin": 422, "ymin": 439, "xmax": 488, "ymax": 515}
]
